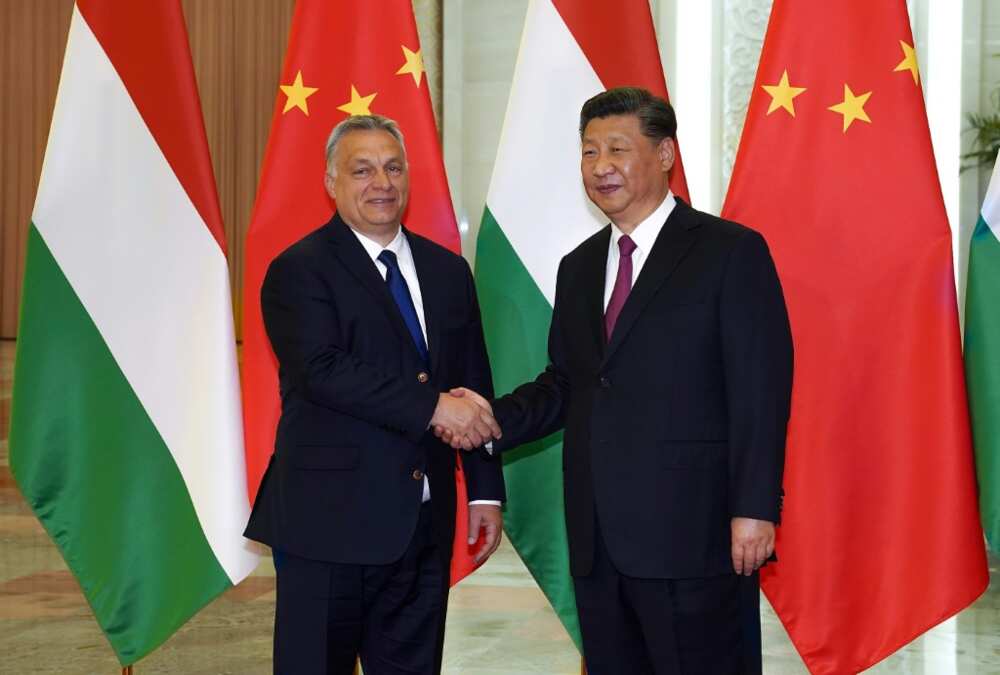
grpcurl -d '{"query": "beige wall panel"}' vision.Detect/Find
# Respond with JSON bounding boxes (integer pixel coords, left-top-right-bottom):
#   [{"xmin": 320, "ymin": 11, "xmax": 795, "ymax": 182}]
[
  {"xmin": 0, "ymin": 0, "xmax": 73, "ymax": 337},
  {"xmin": 182, "ymin": 0, "xmax": 295, "ymax": 334}
]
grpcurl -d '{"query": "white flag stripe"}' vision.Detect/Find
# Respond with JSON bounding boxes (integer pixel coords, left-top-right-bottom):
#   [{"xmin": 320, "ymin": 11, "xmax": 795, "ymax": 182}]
[
  {"xmin": 981, "ymin": 155, "xmax": 1000, "ymax": 242},
  {"xmin": 486, "ymin": 0, "xmax": 608, "ymax": 306},
  {"xmin": 32, "ymin": 8, "xmax": 257, "ymax": 582}
]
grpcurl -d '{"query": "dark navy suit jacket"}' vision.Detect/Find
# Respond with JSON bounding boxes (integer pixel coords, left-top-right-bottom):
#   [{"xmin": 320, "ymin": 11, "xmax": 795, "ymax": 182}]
[
  {"xmin": 493, "ymin": 199, "xmax": 793, "ymax": 579},
  {"xmin": 245, "ymin": 213, "xmax": 505, "ymax": 565}
]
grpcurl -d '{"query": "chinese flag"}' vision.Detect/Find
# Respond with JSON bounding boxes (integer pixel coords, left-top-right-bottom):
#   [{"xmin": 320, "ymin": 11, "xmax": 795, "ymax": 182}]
[
  {"xmin": 241, "ymin": 0, "xmax": 476, "ymax": 583},
  {"xmin": 723, "ymin": 2, "xmax": 988, "ymax": 672}
]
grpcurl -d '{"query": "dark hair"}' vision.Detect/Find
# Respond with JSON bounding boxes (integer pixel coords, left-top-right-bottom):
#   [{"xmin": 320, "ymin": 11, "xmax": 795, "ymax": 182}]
[{"xmin": 579, "ymin": 87, "xmax": 677, "ymax": 143}]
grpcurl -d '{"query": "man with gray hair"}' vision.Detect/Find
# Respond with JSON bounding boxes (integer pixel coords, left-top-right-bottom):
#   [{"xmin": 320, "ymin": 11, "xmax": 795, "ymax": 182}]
[{"xmin": 245, "ymin": 114, "xmax": 505, "ymax": 674}]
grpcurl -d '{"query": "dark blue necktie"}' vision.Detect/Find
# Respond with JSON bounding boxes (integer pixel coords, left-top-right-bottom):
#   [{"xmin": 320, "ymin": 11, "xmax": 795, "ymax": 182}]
[{"xmin": 377, "ymin": 249, "xmax": 429, "ymax": 365}]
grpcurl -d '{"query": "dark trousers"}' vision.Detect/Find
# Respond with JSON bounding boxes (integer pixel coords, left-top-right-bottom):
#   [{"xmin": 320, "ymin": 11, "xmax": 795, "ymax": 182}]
[
  {"xmin": 273, "ymin": 504, "xmax": 448, "ymax": 675},
  {"xmin": 739, "ymin": 573, "xmax": 762, "ymax": 675},
  {"xmin": 573, "ymin": 520, "xmax": 743, "ymax": 675}
]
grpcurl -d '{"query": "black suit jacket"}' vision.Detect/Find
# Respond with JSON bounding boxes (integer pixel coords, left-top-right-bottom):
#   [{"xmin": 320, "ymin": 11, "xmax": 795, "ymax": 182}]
[
  {"xmin": 245, "ymin": 213, "xmax": 505, "ymax": 565},
  {"xmin": 493, "ymin": 199, "xmax": 792, "ymax": 579}
]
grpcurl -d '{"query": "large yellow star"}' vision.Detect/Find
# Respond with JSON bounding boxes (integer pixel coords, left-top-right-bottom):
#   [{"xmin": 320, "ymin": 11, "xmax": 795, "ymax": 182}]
[
  {"xmin": 827, "ymin": 84, "xmax": 872, "ymax": 133},
  {"xmin": 761, "ymin": 69, "xmax": 807, "ymax": 116},
  {"xmin": 396, "ymin": 45, "xmax": 425, "ymax": 87},
  {"xmin": 280, "ymin": 70, "xmax": 319, "ymax": 115},
  {"xmin": 336, "ymin": 85, "xmax": 377, "ymax": 117},
  {"xmin": 893, "ymin": 40, "xmax": 919, "ymax": 86}
]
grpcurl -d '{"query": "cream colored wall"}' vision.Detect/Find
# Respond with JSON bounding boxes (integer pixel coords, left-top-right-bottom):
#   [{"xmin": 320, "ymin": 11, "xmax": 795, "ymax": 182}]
[
  {"xmin": 954, "ymin": 0, "xmax": 1000, "ymax": 314},
  {"xmin": 441, "ymin": 0, "xmax": 528, "ymax": 266},
  {"xmin": 976, "ymin": 0, "xmax": 1000, "ymax": 192}
]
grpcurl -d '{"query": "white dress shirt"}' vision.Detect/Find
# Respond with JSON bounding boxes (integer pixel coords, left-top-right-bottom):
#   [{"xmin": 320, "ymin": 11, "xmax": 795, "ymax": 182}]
[
  {"xmin": 603, "ymin": 192, "xmax": 676, "ymax": 310},
  {"xmin": 351, "ymin": 226, "xmax": 500, "ymax": 507}
]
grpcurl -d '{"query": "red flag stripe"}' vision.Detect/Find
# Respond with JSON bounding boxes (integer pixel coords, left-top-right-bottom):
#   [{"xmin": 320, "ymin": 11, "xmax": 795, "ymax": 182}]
[
  {"xmin": 76, "ymin": 0, "xmax": 226, "ymax": 253},
  {"xmin": 550, "ymin": 0, "xmax": 690, "ymax": 203}
]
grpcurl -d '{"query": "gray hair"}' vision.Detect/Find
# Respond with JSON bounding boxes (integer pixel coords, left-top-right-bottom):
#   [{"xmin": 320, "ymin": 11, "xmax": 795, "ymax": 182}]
[{"xmin": 325, "ymin": 114, "xmax": 407, "ymax": 173}]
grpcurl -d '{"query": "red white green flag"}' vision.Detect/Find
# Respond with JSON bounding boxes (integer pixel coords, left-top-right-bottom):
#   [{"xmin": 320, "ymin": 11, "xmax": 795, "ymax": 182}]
[
  {"xmin": 9, "ymin": 0, "xmax": 258, "ymax": 665},
  {"xmin": 965, "ymin": 155, "xmax": 1000, "ymax": 552}
]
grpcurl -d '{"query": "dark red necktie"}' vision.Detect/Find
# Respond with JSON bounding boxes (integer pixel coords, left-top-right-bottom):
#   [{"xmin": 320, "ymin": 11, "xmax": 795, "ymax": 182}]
[{"xmin": 604, "ymin": 234, "xmax": 637, "ymax": 341}]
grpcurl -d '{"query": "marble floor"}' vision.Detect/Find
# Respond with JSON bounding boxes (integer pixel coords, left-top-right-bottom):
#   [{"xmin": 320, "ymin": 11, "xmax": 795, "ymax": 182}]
[{"xmin": 1, "ymin": 338, "xmax": 998, "ymax": 674}]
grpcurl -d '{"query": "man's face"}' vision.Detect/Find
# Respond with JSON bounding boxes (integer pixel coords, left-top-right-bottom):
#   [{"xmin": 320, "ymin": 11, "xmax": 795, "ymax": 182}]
[
  {"xmin": 325, "ymin": 128, "xmax": 409, "ymax": 235},
  {"xmin": 580, "ymin": 114, "xmax": 674, "ymax": 228}
]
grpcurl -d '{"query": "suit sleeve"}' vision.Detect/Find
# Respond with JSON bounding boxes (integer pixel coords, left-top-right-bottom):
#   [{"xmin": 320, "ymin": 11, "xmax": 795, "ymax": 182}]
[
  {"xmin": 261, "ymin": 253, "xmax": 439, "ymax": 443},
  {"xmin": 720, "ymin": 230, "xmax": 793, "ymax": 523},
  {"xmin": 455, "ymin": 261, "xmax": 507, "ymax": 502},
  {"xmin": 490, "ymin": 259, "xmax": 571, "ymax": 451}
]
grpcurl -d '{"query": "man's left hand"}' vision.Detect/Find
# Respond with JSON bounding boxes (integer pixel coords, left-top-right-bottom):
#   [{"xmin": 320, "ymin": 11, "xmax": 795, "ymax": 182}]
[
  {"xmin": 468, "ymin": 503, "xmax": 503, "ymax": 565},
  {"xmin": 731, "ymin": 517, "xmax": 775, "ymax": 576}
]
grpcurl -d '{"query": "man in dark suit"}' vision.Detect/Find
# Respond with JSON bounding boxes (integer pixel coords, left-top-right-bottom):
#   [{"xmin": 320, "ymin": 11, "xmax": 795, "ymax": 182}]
[
  {"xmin": 441, "ymin": 87, "xmax": 793, "ymax": 673},
  {"xmin": 245, "ymin": 114, "xmax": 506, "ymax": 675}
]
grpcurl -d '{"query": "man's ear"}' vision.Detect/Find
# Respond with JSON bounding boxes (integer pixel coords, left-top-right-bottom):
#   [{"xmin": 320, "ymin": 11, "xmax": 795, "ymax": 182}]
[
  {"xmin": 659, "ymin": 137, "xmax": 676, "ymax": 173},
  {"xmin": 324, "ymin": 171, "xmax": 336, "ymax": 199}
]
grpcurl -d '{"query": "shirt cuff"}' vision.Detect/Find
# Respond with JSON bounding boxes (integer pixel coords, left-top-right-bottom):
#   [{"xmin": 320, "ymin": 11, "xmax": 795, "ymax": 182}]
[{"xmin": 468, "ymin": 500, "xmax": 502, "ymax": 507}]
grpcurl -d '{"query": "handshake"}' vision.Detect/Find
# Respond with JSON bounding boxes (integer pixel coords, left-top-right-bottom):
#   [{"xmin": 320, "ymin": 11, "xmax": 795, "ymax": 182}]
[{"xmin": 430, "ymin": 387, "xmax": 502, "ymax": 450}]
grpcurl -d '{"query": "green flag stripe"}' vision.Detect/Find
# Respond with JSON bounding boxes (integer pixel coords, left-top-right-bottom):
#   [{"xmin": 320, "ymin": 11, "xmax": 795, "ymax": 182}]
[
  {"xmin": 9, "ymin": 225, "xmax": 231, "ymax": 665},
  {"xmin": 475, "ymin": 206, "xmax": 582, "ymax": 649},
  {"xmin": 966, "ymin": 215, "xmax": 1000, "ymax": 551}
]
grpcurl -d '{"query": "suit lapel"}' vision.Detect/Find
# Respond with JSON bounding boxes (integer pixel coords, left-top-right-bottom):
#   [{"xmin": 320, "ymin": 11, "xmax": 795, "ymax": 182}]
[
  {"xmin": 405, "ymin": 229, "xmax": 444, "ymax": 373},
  {"xmin": 602, "ymin": 200, "xmax": 700, "ymax": 365},
  {"xmin": 325, "ymin": 214, "xmax": 415, "ymax": 353},
  {"xmin": 578, "ymin": 226, "xmax": 612, "ymax": 359}
]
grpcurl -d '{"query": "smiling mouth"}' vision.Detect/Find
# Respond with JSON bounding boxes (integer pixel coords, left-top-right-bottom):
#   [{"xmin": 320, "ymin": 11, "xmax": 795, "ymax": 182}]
[
  {"xmin": 367, "ymin": 197, "xmax": 397, "ymax": 205},
  {"xmin": 594, "ymin": 185, "xmax": 621, "ymax": 195}
]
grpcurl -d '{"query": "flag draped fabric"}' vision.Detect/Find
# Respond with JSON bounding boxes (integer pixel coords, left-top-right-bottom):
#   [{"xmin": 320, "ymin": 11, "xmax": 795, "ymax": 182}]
[
  {"xmin": 9, "ymin": 1, "xmax": 258, "ymax": 665},
  {"xmin": 966, "ymin": 155, "xmax": 1000, "ymax": 552},
  {"xmin": 475, "ymin": 0, "xmax": 688, "ymax": 649},
  {"xmin": 722, "ymin": 2, "xmax": 988, "ymax": 672},
  {"xmin": 240, "ymin": 0, "xmax": 475, "ymax": 582}
]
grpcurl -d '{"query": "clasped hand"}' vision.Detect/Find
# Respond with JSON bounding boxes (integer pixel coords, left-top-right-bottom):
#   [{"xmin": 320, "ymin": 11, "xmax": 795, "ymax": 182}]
[{"xmin": 430, "ymin": 387, "xmax": 501, "ymax": 450}]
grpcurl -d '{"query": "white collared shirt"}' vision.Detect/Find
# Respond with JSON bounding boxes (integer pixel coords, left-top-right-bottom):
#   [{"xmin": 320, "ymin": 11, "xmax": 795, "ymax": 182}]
[
  {"xmin": 604, "ymin": 192, "xmax": 677, "ymax": 310},
  {"xmin": 350, "ymin": 225, "xmax": 500, "ymax": 508},
  {"xmin": 351, "ymin": 226, "xmax": 428, "ymax": 342}
]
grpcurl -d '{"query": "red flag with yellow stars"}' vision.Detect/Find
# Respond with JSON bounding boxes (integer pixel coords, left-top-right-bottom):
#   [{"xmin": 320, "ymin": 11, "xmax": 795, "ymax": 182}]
[
  {"xmin": 723, "ymin": 2, "xmax": 988, "ymax": 672},
  {"xmin": 241, "ymin": 0, "xmax": 476, "ymax": 583}
]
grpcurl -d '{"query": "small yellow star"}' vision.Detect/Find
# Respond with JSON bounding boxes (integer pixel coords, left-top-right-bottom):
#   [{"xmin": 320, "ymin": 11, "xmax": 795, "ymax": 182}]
[
  {"xmin": 827, "ymin": 84, "xmax": 872, "ymax": 133},
  {"xmin": 396, "ymin": 45, "xmax": 425, "ymax": 87},
  {"xmin": 893, "ymin": 40, "xmax": 919, "ymax": 86},
  {"xmin": 336, "ymin": 85, "xmax": 377, "ymax": 117},
  {"xmin": 761, "ymin": 69, "xmax": 807, "ymax": 117},
  {"xmin": 279, "ymin": 70, "xmax": 318, "ymax": 115}
]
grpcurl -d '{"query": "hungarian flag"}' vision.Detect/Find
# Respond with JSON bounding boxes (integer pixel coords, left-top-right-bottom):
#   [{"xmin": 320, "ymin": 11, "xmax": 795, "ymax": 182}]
[
  {"xmin": 722, "ymin": 1, "xmax": 988, "ymax": 672},
  {"xmin": 9, "ymin": 1, "xmax": 258, "ymax": 665},
  {"xmin": 240, "ymin": 0, "xmax": 475, "ymax": 581},
  {"xmin": 475, "ymin": 0, "xmax": 688, "ymax": 648},
  {"xmin": 966, "ymin": 155, "xmax": 1000, "ymax": 552}
]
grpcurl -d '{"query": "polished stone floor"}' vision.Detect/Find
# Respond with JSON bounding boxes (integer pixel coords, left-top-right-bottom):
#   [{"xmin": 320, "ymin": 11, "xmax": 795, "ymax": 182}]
[{"xmin": 1, "ymin": 339, "xmax": 998, "ymax": 674}]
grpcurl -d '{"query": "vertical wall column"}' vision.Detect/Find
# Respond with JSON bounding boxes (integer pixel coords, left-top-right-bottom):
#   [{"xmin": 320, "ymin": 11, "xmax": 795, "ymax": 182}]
[
  {"xmin": 413, "ymin": 0, "xmax": 445, "ymax": 132},
  {"xmin": 668, "ymin": 0, "xmax": 722, "ymax": 213}
]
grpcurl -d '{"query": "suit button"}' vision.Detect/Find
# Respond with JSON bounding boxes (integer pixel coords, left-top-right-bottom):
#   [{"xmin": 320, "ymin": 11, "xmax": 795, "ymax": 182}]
[
  {"xmin": 417, "ymin": 371, "xmax": 429, "ymax": 383},
  {"xmin": 599, "ymin": 376, "xmax": 611, "ymax": 388},
  {"xmin": 412, "ymin": 469, "xmax": 424, "ymax": 480}
]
